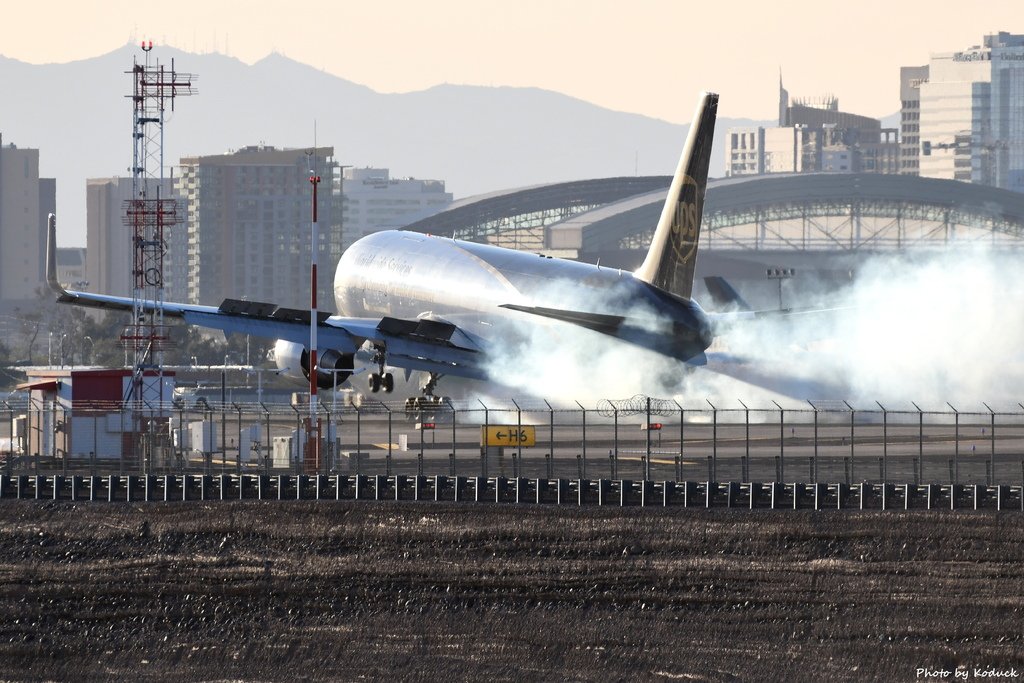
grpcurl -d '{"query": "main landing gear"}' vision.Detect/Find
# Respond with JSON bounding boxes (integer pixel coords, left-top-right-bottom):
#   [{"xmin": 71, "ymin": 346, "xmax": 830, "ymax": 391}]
[
  {"xmin": 404, "ymin": 372, "xmax": 447, "ymax": 412},
  {"xmin": 367, "ymin": 345, "xmax": 394, "ymax": 394}
]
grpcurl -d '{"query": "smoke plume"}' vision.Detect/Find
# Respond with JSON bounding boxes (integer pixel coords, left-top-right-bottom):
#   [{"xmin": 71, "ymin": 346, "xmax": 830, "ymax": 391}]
[{"xmin": 482, "ymin": 246, "xmax": 1024, "ymax": 409}]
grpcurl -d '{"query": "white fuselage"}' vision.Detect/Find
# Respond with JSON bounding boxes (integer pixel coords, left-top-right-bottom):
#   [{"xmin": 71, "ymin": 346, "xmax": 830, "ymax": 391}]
[{"xmin": 333, "ymin": 230, "xmax": 713, "ymax": 362}]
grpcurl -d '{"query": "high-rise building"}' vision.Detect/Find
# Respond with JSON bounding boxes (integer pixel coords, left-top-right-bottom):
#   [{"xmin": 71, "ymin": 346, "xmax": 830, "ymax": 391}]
[
  {"xmin": 899, "ymin": 66, "xmax": 929, "ymax": 175},
  {"xmin": 340, "ymin": 168, "xmax": 453, "ymax": 249},
  {"xmin": 0, "ymin": 136, "xmax": 54, "ymax": 305},
  {"xmin": 726, "ymin": 83, "xmax": 899, "ymax": 177},
  {"xmin": 86, "ymin": 177, "xmax": 176, "ymax": 297},
  {"xmin": 917, "ymin": 32, "xmax": 1024, "ymax": 191},
  {"xmin": 174, "ymin": 145, "xmax": 342, "ymax": 310}
]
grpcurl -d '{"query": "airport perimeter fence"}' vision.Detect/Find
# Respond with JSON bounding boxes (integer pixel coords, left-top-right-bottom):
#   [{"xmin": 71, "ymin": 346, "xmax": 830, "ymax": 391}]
[{"xmin": 3, "ymin": 394, "xmax": 1024, "ymax": 487}]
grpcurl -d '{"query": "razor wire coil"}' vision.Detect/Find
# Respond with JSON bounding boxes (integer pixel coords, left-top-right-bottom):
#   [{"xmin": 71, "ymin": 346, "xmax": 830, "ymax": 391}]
[{"xmin": 597, "ymin": 394, "xmax": 679, "ymax": 418}]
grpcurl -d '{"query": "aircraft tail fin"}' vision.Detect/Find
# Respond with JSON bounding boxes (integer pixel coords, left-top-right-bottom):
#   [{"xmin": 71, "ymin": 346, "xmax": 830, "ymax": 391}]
[{"xmin": 633, "ymin": 91, "xmax": 718, "ymax": 300}]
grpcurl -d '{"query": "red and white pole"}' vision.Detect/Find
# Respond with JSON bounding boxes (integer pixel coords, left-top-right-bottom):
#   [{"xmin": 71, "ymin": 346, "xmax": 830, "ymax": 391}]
[{"xmin": 308, "ymin": 172, "xmax": 321, "ymax": 470}]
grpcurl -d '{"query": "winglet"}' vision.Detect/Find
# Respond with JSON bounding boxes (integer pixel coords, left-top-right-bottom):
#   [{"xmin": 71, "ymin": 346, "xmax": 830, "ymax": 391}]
[
  {"xmin": 45, "ymin": 213, "xmax": 69, "ymax": 297},
  {"xmin": 633, "ymin": 92, "xmax": 718, "ymax": 300}
]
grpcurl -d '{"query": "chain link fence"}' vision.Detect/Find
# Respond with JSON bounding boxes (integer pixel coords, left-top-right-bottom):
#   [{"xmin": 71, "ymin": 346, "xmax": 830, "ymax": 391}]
[{"xmin": 2, "ymin": 394, "xmax": 1023, "ymax": 485}]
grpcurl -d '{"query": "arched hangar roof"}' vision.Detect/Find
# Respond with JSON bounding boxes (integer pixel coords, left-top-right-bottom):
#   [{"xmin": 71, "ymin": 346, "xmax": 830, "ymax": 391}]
[
  {"xmin": 407, "ymin": 173, "xmax": 1024, "ymax": 252},
  {"xmin": 403, "ymin": 176, "xmax": 670, "ymax": 239}
]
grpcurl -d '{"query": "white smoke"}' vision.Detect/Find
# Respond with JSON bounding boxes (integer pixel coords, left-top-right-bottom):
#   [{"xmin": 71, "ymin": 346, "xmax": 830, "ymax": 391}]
[
  {"xmin": 482, "ymin": 278, "xmax": 687, "ymax": 404},
  {"xmin": 707, "ymin": 245, "xmax": 1024, "ymax": 407},
  {"xmin": 481, "ymin": 245, "xmax": 1024, "ymax": 408}
]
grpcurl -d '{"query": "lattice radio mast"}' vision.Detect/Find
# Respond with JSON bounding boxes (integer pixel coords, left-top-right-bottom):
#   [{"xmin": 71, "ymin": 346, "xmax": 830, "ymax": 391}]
[{"xmin": 121, "ymin": 42, "xmax": 196, "ymax": 467}]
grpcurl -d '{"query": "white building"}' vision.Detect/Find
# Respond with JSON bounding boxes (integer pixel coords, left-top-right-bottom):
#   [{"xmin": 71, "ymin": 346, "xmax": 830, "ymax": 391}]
[
  {"xmin": 340, "ymin": 168, "xmax": 452, "ymax": 248},
  {"xmin": 899, "ymin": 66, "xmax": 929, "ymax": 175},
  {"xmin": 918, "ymin": 32, "xmax": 1024, "ymax": 191}
]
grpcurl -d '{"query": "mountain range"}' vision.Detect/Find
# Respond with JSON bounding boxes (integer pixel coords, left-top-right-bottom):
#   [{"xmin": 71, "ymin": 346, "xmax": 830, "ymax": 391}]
[{"xmin": 2, "ymin": 43, "xmax": 777, "ymax": 246}]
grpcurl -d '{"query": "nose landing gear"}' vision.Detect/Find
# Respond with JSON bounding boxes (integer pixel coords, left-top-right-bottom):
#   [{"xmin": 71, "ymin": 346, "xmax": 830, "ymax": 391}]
[{"xmin": 368, "ymin": 371, "xmax": 394, "ymax": 393}]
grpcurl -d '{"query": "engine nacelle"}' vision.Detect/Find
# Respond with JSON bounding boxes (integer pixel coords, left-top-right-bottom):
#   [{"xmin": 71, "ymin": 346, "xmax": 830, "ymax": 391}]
[{"xmin": 273, "ymin": 340, "xmax": 354, "ymax": 389}]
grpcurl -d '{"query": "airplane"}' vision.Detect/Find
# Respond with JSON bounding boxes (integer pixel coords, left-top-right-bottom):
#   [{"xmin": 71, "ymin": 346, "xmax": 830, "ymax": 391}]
[{"xmin": 48, "ymin": 91, "xmax": 799, "ymax": 404}]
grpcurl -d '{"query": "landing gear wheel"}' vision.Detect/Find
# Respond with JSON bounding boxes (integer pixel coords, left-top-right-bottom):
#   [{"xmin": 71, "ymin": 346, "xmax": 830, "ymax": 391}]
[
  {"xmin": 382, "ymin": 372, "xmax": 394, "ymax": 393},
  {"xmin": 368, "ymin": 373, "xmax": 381, "ymax": 393}
]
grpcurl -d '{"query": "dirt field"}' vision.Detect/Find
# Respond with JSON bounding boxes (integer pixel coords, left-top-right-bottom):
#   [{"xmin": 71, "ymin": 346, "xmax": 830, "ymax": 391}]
[{"xmin": 0, "ymin": 502, "xmax": 1021, "ymax": 682}]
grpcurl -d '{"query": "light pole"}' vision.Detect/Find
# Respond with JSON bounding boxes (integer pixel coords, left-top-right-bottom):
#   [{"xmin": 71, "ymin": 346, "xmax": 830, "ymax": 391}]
[
  {"xmin": 766, "ymin": 268, "xmax": 795, "ymax": 310},
  {"xmin": 221, "ymin": 356, "xmax": 228, "ymax": 473}
]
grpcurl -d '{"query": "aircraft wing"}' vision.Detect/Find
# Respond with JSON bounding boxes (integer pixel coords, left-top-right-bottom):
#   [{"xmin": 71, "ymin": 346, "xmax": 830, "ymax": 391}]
[{"xmin": 46, "ymin": 219, "xmax": 487, "ymax": 380}]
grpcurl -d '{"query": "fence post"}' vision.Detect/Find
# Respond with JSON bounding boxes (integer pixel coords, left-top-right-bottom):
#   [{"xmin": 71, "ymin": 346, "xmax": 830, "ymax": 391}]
[
  {"xmin": 385, "ymin": 403, "xmax": 393, "ymax": 477},
  {"xmin": 450, "ymin": 399, "xmax": 456, "ymax": 463},
  {"xmin": 947, "ymin": 402, "xmax": 959, "ymax": 484},
  {"xmin": 261, "ymin": 403, "xmax": 271, "ymax": 476},
  {"xmin": 706, "ymin": 399, "xmax": 716, "ymax": 482},
  {"xmin": 738, "ymin": 400, "xmax": 750, "ymax": 480},
  {"xmin": 646, "ymin": 398, "xmax": 653, "ymax": 481},
  {"xmin": 675, "ymin": 402, "xmax": 685, "ymax": 467},
  {"xmin": 546, "ymin": 400, "xmax": 555, "ymax": 479},
  {"xmin": 983, "ymin": 403, "xmax": 995, "ymax": 485},
  {"xmin": 613, "ymin": 407, "xmax": 619, "ymax": 463},
  {"xmin": 844, "ymin": 401, "xmax": 855, "ymax": 483},
  {"xmin": 576, "ymin": 401, "xmax": 587, "ymax": 479},
  {"xmin": 773, "ymin": 401, "xmax": 785, "ymax": 481},
  {"xmin": 513, "ymin": 399, "xmax": 523, "ymax": 463},
  {"xmin": 912, "ymin": 402, "xmax": 924, "ymax": 484},
  {"xmin": 807, "ymin": 401, "xmax": 818, "ymax": 483},
  {"xmin": 876, "ymin": 401, "xmax": 888, "ymax": 483}
]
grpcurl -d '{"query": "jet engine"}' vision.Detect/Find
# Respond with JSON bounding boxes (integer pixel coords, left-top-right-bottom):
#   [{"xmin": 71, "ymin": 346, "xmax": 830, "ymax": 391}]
[{"xmin": 273, "ymin": 339, "xmax": 354, "ymax": 389}]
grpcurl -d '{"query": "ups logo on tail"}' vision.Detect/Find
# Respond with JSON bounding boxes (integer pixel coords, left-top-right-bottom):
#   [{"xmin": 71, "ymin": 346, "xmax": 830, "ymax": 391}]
[{"xmin": 669, "ymin": 174, "xmax": 702, "ymax": 264}]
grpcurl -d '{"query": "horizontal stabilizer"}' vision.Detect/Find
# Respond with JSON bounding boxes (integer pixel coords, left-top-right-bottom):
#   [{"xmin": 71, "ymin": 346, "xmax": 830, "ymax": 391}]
[
  {"xmin": 703, "ymin": 276, "xmax": 751, "ymax": 312},
  {"xmin": 500, "ymin": 304, "xmax": 624, "ymax": 335}
]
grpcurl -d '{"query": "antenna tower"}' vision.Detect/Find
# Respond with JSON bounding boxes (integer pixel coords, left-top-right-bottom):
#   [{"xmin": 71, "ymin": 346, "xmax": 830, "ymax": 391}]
[{"xmin": 121, "ymin": 42, "xmax": 196, "ymax": 467}]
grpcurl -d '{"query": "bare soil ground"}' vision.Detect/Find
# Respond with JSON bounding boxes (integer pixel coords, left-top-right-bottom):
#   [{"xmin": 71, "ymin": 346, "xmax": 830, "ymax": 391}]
[{"xmin": 0, "ymin": 502, "xmax": 1021, "ymax": 682}]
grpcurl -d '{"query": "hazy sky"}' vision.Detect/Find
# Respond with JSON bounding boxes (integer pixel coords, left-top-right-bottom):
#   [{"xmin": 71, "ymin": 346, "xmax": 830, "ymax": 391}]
[{"xmin": 0, "ymin": 1, "xmax": 1016, "ymax": 121}]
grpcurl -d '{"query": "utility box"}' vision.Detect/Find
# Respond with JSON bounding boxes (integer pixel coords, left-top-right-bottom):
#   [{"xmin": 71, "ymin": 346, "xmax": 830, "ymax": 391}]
[
  {"xmin": 238, "ymin": 424, "xmax": 262, "ymax": 463},
  {"xmin": 172, "ymin": 427, "xmax": 190, "ymax": 451},
  {"xmin": 272, "ymin": 436, "xmax": 292, "ymax": 469},
  {"xmin": 188, "ymin": 421, "xmax": 218, "ymax": 454}
]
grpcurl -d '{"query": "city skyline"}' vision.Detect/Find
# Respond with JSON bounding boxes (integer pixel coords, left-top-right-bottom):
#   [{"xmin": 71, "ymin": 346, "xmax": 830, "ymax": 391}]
[{"xmin": 0, "ymin": 1, "xmax": 1015, "ymax": 122}]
